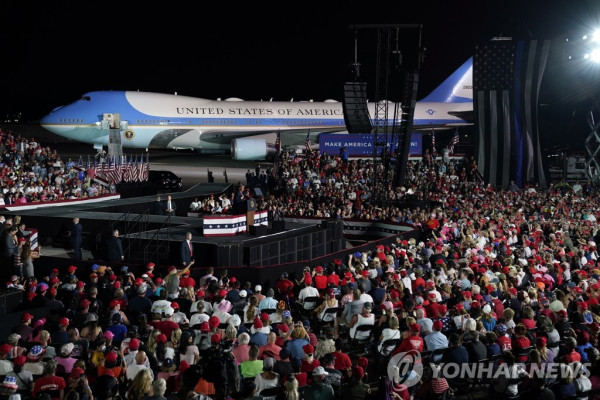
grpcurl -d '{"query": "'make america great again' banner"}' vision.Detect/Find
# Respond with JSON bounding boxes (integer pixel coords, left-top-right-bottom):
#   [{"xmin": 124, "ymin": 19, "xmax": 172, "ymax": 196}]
[{"xmin": 319, "ymin": 133, "xmax": 422, "ymax": 156}]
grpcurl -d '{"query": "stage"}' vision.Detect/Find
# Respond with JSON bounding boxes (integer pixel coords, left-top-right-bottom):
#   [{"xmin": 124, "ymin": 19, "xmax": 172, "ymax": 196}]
[{"xmin": 7, "ymin": 183, "xmax": 346, "ymax": 275}]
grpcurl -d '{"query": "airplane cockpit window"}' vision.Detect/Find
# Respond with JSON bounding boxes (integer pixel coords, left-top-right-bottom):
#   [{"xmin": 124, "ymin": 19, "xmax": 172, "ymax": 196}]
[{"xmin": 81, "ymin": 96, "xmax": 91, "ymax": 101}]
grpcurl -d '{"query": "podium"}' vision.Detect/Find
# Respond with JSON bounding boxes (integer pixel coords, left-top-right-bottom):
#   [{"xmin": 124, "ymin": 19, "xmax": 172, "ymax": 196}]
[
  {"xmin": 245, "ymin": 198, "xmax": 256, "ymax": 228},
  {"xmin": 235, "ymin": 198, "xmax": 256, "ymax": 228}
]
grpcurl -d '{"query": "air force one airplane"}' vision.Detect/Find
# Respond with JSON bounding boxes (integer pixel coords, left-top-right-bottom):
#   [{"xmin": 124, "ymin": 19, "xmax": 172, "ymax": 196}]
[{"xmin": 40, "ymin": 58, "xmax": 472, "ymax": 161}]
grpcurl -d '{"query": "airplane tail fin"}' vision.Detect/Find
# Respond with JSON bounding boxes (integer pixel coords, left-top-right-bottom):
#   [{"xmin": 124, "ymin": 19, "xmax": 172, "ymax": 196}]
[{"xmin": 420, "ymin": 57, "xmax": 472, "ymax": 103}]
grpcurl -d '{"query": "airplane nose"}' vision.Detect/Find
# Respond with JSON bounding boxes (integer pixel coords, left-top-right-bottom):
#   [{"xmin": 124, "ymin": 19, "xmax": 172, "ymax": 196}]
[{"xmin": 40, "ymin": 106, "xmax": 64, "ymax": 128}]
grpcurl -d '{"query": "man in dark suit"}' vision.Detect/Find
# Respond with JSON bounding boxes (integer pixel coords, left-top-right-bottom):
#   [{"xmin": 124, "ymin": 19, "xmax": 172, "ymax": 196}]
[
  {"xmin": 164, "ymin": 195, "xmax": 177, "ymax": 216},
  {"xmin": 180, "ymin": 231, "xmax": 193, "ymax": 267},
  {"xmin": 106, "ymin": 228, "xmax": 124, "ymax": 262},
  {"xmin": 233, "ymin": 184, "xmax": 247, "ymax": 214},
  {"xmin": 152, "ymin": 195, "xmax": 164, "ymax": 215},
  {"xmin": 70, "ymin": 217, "xmax": 83, "ymax": 260}
]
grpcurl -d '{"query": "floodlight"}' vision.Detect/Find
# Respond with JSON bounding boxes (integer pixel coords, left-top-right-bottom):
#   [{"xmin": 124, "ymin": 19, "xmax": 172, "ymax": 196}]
[
  {"xmin": 593, "ymin": 29, "xmax": 600, "ymax": 43},
  {"xmin": 591, "ymin": 48, "xmax": 600, "ymax": 63}
]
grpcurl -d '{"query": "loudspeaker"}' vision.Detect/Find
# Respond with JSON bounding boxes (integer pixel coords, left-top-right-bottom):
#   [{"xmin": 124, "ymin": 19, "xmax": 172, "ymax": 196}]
[
  {"xmin": 249, "ymin": 225, "xmax": 268, "ymax": 236},
  {"xmin": 0, "ymin": 289, "xmax": 22, "ymax": 315},
  {"xmin": 342, "ymin": 82, "xmax": 372, "ymax": 133}
]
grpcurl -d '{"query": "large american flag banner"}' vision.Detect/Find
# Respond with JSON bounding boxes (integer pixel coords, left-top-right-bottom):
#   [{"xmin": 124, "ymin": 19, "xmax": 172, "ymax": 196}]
[{"xmin": 474, "ymin": 39, "xmax": 549, "ymax": 188}]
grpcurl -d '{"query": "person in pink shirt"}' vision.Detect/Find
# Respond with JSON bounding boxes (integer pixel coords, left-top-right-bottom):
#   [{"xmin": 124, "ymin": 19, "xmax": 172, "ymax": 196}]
[{"xmin": 232, "ymin": 332, "xmax": 251, "ymax": 364}]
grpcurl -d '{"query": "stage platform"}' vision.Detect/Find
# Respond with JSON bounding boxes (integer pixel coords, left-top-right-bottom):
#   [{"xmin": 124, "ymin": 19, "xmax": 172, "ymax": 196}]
[{"xmin": 6, "ymin": 182, "xmax": 346, "ymax": 277}]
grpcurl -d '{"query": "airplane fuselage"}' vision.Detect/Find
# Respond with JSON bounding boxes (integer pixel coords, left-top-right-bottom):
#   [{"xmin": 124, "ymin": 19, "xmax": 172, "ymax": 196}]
[
  {"xmin": 40, "ymin": 92, "xmax": 469, "ymax": 150},
  {"xmin": 40, "ymin": 58, "xmax": 473, "ymax": 158}
]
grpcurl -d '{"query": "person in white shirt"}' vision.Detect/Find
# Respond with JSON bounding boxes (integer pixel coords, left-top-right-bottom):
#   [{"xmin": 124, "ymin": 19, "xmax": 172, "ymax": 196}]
[
  {"xmin": 220, "ymin": 195, "xmax": 231, "ymax": 211},
  {"xmin": 349, "ymin": 303, "xmax": 375, "ymax": 340},
  {"xmin": 298, "ymin": 279, "xmax": 319, "ymax": 310},
  {"xmin": 126, "ymin": 351, "xmax": 154, "ymax": 381},
  {"xmin": 189, "ymin": 198, "xmax": 200, "ymax": 210},
  {"xmin": 378, "ymin": 316, "xmax": 401, "ymax": 353}
]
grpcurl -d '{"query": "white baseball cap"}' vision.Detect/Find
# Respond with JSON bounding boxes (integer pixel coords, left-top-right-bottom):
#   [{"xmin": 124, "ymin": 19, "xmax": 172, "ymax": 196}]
[
  {"xmin": 313, "ymin": 366, "xmax": 329, "ymax": 376},
  {"xmin": 255, "ymin": 285, "xmax": 262, "ymax": 292}
]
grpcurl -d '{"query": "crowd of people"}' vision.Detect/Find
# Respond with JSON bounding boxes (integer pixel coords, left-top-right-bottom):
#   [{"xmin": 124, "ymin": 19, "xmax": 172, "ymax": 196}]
[
  {"xmin": 1, "ymin": 144, "xmax": 600, "ymax": 400},
  {"xmin": 189, "ymin": 150, "xmax": 483, "ymax": 225},
  {"xmin": 0, "ymin": 129, "xmax": 113, "ymax": 206}
]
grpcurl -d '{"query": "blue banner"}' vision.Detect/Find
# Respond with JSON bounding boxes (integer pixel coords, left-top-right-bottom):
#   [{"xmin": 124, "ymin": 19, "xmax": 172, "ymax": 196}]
[{"xmin": 319, "ymin": 133, "xmax": 422, "ymax": 156}]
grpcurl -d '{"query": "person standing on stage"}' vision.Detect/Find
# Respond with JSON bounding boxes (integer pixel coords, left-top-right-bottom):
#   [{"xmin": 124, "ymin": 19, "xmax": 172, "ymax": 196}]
[
  {"xmin": 164, "ymin": 195, "xmax": 177, "ymax": 216},
  {"xmin": 180, "ymin": 232, "xmax": 194, "ymax": 267},
  {"xmin": 107, "ymin": 228, "xmax": 124, "ymax": 262},
  {"xmin": 153, "ymin": 195, "xmax": 164, "ymax": 215},
  {"xmin": 70, "ymin": 217, "xmax": 83, "ymax": 260}
]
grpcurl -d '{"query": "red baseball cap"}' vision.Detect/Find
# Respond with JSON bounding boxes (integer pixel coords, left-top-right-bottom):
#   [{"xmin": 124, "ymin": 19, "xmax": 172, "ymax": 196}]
[
  {"xmin": 171, "ymin": 302, "xmax": 179, "ymax": 309},
  {"xmin": 218, "ymin": 290, "xmax": 228, "ymax": 298},
  {"xmin": 156, "ymin": 334, "xmax": 167, "ymax": 344},
  {"xmin": 315, "ymin": 266, "xmax": 323, "ymax": 272},
  {"xmin": 67, "ymin": 265, "xmax": 77, "ymax": 273},
  {"xmin": 253, "ymin": 318, "xmax": 263, "ymax": 330},
  {"xmin": 352, "ymin": 366, "xmax": 365, "ymax": 380},
  {"xmin": 433, "ymin": 320, "xmax": 443, "ymax": 330},
  {"xmin": 59, "ymin": 317, "xmax": 69, "ymax": 326},
  {"xmin": 13, "ymin": 355, "xmax": 26, "ymax": 367},
  {"xmin": 104, "ymin": 351, "xmax": 117, "ymax": 363},
  {"xmin": 0, "ymin": 344, "xmax": 12, "ymax": 356},
  {"xmin": 129, "ymin": 338, "xmax": 140, "ymax": 350},
  {"xmin": 211, "ymin": 334, "xmax": 221, "ymax": 344},
  {"xmin": 209, "ymin": 316, "xmax": 220, "ymax": 328},
  {"xmin": 21, "ymin": 312, "xmax": 34, "ymax": 322},
  {"xmin": 302, "ymin": 344, "xmax": 314, "ymax": 354},
  {"xmin": 200, "ymin": 322, "xmax": 210, "ymax": 332},
  {"xmin": 79, "ymin": 299, "xmax": 91, "ymax": 308}
]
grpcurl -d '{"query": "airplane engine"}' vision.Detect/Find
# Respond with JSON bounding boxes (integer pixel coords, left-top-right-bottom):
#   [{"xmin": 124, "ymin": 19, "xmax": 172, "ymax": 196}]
[{"xmin": 231, "ymin": 138, "xmax": 276, "ymax": 161}]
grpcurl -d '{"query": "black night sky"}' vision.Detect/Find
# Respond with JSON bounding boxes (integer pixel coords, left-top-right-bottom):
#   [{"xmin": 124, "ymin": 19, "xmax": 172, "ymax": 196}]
[{"xmin": 0, "ymin": 1, "xmax": 599, "ymax": 147}]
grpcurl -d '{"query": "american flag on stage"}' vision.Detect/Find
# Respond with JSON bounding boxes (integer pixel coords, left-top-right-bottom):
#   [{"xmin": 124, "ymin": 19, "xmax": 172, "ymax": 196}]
[
  {"xmin": 431, "ymin": 130, "xmax": 437, "ymax": 158},
  {"xmin": 448, "ymin": 129, "xmax": 460, "ymax": 154},
  {"xmin": 123, "ymin": 155, "xmax": 132, "ymax": 182},
  {"xmin": 135, "ymin": 154, "xmax": 142, "ymax": 182},
  {"xmin": 143, "ymin": 153, "xmax": 149, "ymax": 181},
  {"xmin": 305, "ymin": 131, "xmax": 313, "ymax": 154},
  {"xmin": 275, "ymin": 130, "xmax": 281, "ymax": 153}
]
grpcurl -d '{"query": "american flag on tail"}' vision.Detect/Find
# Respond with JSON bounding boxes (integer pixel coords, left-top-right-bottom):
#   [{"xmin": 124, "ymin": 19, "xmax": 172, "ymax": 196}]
[{"xmin": 448, "ymin": 129, "xmax": 460, "ymax": 154}]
